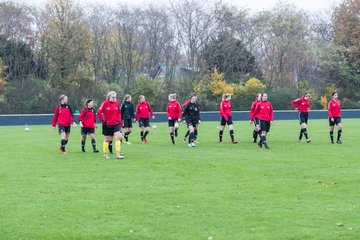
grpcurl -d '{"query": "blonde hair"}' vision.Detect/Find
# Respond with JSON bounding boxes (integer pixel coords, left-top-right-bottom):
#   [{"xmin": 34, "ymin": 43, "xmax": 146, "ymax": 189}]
[
  {"xmin": 107, "ymin": 91, "xmax": 116, "ymax": 100},
  {"xmin": 138, "ymin": 95, "xmax": 145, "ymax": 102},
  {"xmin": 169, "ymin": 93, "xmax": 177, "ymax": 100},
  {"xmin": 123, "ymin": 94, "xmax": 131, "ymax": 101},
  {"xmin": 59, "ymin": 94, "xmax": 67, "ymax": 102},
  {"xmin": 222, "ymin": 93, "xmax": 231, "ymax": 100}
]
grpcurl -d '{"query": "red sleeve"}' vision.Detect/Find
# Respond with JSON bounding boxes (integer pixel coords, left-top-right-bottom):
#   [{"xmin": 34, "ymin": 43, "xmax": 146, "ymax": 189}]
[
  {"xmin": 251, "ymin": 103, "xmax": 259, "ymax": 121},
  {"xmin": 270, "ymin": 103, "xmax": 274, "ymax": 121},
  {"xmin": 249, "ymin": 102, "xmax": 255, "ymax": 120},
  {"xmin": 148, "ymin": 103, "xmax": 154, "ymax": 117},
  {"xmin": 182, "ymin": 100, "xmax": 190, "ymax": 108},
  {"xmin": 52, "ymin": 106, "xmax": 59, "ymax": 127},
  {"xmin": 220, "ymin": 101, "xmax": 227, "ymax": 120},
  {"xmin": 78, "ymin": 109, "xmax": 86, "ymax": 122},
  {"xmin": 177, "ymin": 102, "xmax": 182, "ymax": 119},
  {"xmin": 93, "ymin": 110, "xmax": 97, "ymax": 123},
  {"xmin": 328, "ymin": 102, "xmax": 333, "ymax": 118},
  {"xmin": 291, "ymin": 99, "xmax": 298, "ymax": 110},
  {"xmin": 166, "ymin": 103, "xmax": 170, "ymax": 118},
  {"xmin": 97, "ymin": 102, "xmax": 105, "ymax": 123},
  {"xmin": 135, "ymin": 104, "xmax": 140, "ymax": 121}
]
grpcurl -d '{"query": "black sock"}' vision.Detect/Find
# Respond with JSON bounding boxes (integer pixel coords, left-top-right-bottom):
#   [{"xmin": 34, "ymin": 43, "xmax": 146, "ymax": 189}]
[
  {"xmin": 124, "ymin": 132, "xmax": 129, "ymax": 142},
  {"xmin": 65, "ymin": 139, "xmax": 68, "ymax": 145},
  {"xmin": 144, "ymin": 131, "xmax": 149, "ymax": 138},
  {"xmin": 170, "ymin": 132, "xmax": 175, "ymax": 144},
  {"xmin": 61, "ymin": 139, "xmax": 66, "ymax": 151},
  {"xmin": 184, "ymin": 130, "xmax": 190, "ymax": 139},
  {"xmin": 109, "ymin": 141, "xmax": 113, "ymax": 153},
  {"xmin": 337, "ymin": 130, "xmax": 342, "ymax": 141},
  {"xmin": 190, "ymin": 132, "xmax": 195, "ymax": 143},
  {"xmin": 219, "ymin": 130, "xmax": 223, "ymax": 142},
  {"xmin": 261, "ymin": 135, "xmax": 266, "ymax": 144},
  {"xmin": 175, "ymin": 128, "xmax": 178, "ymax": 137},
  {"xmin": 253, "ymin": 130, "xmax": 257, "ymax": 142},
  {"xmin": 230, "ymin": 130, "xmax": 234, "ymax": 141},
  {"xmin": 140, "ymin": 131, "xmax": 144, "ymax": 141},
  {"xmin": 91, "ymin": 139, "xmax": 96, "ymax": 150},
  {"xmin": 304, "ymin": 128, "xmax": 308, "ymax": 139},
  {"xmin": 299, "ymin": 129, "xmax": 303, "ymax": 140},
  {"xmin": 330, "ymin": 131, "xmax": 334, "ymax": 143},
  {"xmin": 194, "ymin": 129, "xmax": 198, "ymax": 140},
  {"xmin": 81, "ymin": 140, "xmax": 85, "ymax": 151}
]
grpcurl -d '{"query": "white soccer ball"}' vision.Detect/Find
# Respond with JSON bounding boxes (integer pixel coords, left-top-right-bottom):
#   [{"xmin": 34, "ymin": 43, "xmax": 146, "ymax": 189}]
[
  {"xmin": 152, "ymin": 125, "xmax": 157, "ymax": 130},
  {"xmin": 24, "ymin": 127, "xmax": 30, "ymax": 132}
]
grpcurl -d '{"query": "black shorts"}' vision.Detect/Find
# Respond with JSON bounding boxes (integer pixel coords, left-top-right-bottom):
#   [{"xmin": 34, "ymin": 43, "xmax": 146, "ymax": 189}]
[
  {"xmin": 299, "ymin": 112, "xmax": 308, "ymax": 124},
  {"xmin": 260, "ymin": 120, "xmax": 271, "ymax": 132},
  {"xmin": 81, "ymin": 127, "xmax": 95, "ymax": 135},
  {"xmin": 329, "ymin": 117, "xmax": 342, "ymax": 126},
  {"xmin": 186, "ymin": 119, "xmax": 198, "ymax": 128},
  {"xmin": 123, "ymin": 119, "xmax": 133, "ymax": 128},
  {"xmin": 102, "ymin": 124, "xmax": 120, "ymax": 136},
  {"xmin": 168, "ymin": 119, "xmax": 179, "ymax": 127},
  {"xmin": 254, "ymin": 118, "xmax": 260, "ymax": 126},
  {"xmin": 139, "ymin": 118, "xmax": 150, "ymax": 128},
  {"xmin": 58, "ymin": 125, "xmax": 70, "ymax": 134},
  {"xmin": 220, "ymin": 116, "xmax": 233, "ymax": 126}
]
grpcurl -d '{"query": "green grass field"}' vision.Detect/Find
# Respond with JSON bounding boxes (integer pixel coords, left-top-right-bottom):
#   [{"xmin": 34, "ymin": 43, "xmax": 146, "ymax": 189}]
[{"xmin": 0, "ymin": 119, "xmax": 359, "ymax": 239}]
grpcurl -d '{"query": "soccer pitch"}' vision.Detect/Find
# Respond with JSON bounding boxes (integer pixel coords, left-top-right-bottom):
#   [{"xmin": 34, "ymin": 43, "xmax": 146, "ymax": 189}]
[{"xmin": 0, "ymin": 119, "xmax": 359, "ymax": 239}]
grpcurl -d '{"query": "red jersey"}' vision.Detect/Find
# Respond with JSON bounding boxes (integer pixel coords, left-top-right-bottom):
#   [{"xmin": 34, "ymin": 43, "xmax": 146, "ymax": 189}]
[
  {"xmin": 166, "ymin": 100, "xmax": 182, "ymax": 119},
  {"xmin": 291, "ymin": 97, "xmax": 310, "ymax": 113},
  {"xmin": 253, "ymin": 101, "xmax": 273, "ymax": 121},
  {"xmin": 135, "ymin": 102, "xmax": 154, "ymax": 121},
  {"xmin": 78, "ymin": 107, "xmax": 96, "ymax": 128},
  {"xmin": 182, "ymin": 100, "xmax": 191, "ymax": 108},
  {"xmin": 97, "ymin": 100, "xmax": 122, "ymax": 126},
  {"xmin": 328, "ymin": 99, "xmax": 341, "ymax": 118},
  {"xmin": 250, "ymin": 100, "xmax": 260, "ymax": 120},
  {"xmin": 52, "ymin": 104, "xmax": 75, "ymax": 127},
  {"xmin": 220, "ymin": 100, "xmax": 232, "ymax": 120}
]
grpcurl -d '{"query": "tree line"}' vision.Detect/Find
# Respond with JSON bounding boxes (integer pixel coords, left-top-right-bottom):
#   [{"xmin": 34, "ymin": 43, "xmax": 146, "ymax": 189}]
[{"xmin": 0, "ymin": 0, "xmax": 359, "ymax": 114}]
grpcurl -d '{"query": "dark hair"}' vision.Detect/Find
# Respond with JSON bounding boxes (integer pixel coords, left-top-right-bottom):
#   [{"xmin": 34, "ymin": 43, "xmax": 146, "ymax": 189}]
[
  {"xmin": 303, "ymin": 92, "xmax": 310, "ymax": 98},
  {"xmin": 332, "ymin": 91, "xmax": 337, "ymax": 96},
  {"xmin": 86, "ymin": 98, "xmax": 93, "ymax": 105}
]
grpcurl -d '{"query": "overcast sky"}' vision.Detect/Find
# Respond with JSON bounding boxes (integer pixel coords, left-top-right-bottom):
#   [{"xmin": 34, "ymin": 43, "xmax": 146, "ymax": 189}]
[{"xmin": 27, "ymin": 0, "xmax": 340, "ymax": 13}]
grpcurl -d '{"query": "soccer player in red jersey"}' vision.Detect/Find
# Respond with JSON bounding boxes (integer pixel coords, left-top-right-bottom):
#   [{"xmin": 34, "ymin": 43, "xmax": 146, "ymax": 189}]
[
  {"xmin": 249, "ymin": 93, "xmax": 262, "ymax": 143},
  {"xmin": 135, "ymin": 95, "xmax": 155, "ymax": 143},
  {"xmin": 78, "ymin": 99, "xmax": 99, "ymax": 153},
  {"xmin": 97, "ymin": 91, "xmax": 123, "ymax": 159},
  {"xmin": 292, "ymin": 93, "xmax": 311, "ymax": 143},
  {"xmin": 251, "ymin": 93, "xmax": 273, "ymax": 149},
  {"xmin": 219, "ymin": 93, "xmax": 237, "ymax": 144},
  {"xmin": 166, "ymin": 93, "xmax": 182, "ymax": 144},
  {"xmin": 328, "ymin": 92, "xmax": 342, "ymax": 144},
  {"xmin": 52, "ymin": 95, "xmax": 77, "ymax": 154}
]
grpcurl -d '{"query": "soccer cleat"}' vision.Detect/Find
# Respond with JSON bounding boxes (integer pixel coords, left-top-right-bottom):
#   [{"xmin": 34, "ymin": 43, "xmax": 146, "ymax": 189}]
[
  {"xmin": 298, "ymin": 139, "xmax": 302, "ymax": 143},
  {"xmin": 82, "ymin": 148, "xmax": 85, "ymax": 152},
  {"xmin": 336, "ymin": 140, "xmax": 342, "ymax": 144},
  {"xmin": 258, "ymin": 142, "xmax": 262, "ymax": 148},
  {"xmin": 219, "ymin": 141, "xmax": 223, "ymax": 144},
  {"xmin": 116, "ymin": 153, "xmax": 124, "ymax": 159},
  {"xmin": 232, "ymin": 140, "xmax": 238, "ymax": 144},
  {"xmin": 109, "ymin": 151, "xmax": 113, "ymax": 155},
  {"xmin": 104, "ymin": 154, "xmax": 110, "ymax": 160},
  {"xmin": 306, "ymin": 139, "xmax": 311, "ymax": 143},
  {"xmin": 191, "ymin": 142, "xmax": 196, "ymax": 147},
  {"xmin": 183, "ymin": 138, "xmax": 187, "ymax": 143},
  {"xmin": 60, "ymin": 147, "xmax": 67, "ymax": 154},
  {"xmin": 253, "ymin": 140, "xmax": 257, "ymax": 143},
  {"xmin": 188, "ymin": 143, "xmax": 192, "ymax": 147},
  {"xmin": 264, "ymin": 143, "xmax": 270, "ymax": 149},
  {"xmin": 331, "ymin": 141, "xmax": 334, "ymax": 144},
  {"xmin": 93, "ymin": 149, "xmax": 99, "ymax": 153},
  {"xmin": 144, "ymin": 137, "xmax": 148, "ymax": 143},
  {"xmin": 125, "ymin": 141, "xmax": 132, "ymax": 145}
]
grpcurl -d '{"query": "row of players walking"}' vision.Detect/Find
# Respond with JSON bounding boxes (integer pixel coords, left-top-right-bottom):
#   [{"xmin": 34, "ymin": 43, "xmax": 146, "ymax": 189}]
[{"xmin": 52, "ymin": 91, "xmax": 343, "ymax": 159}]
